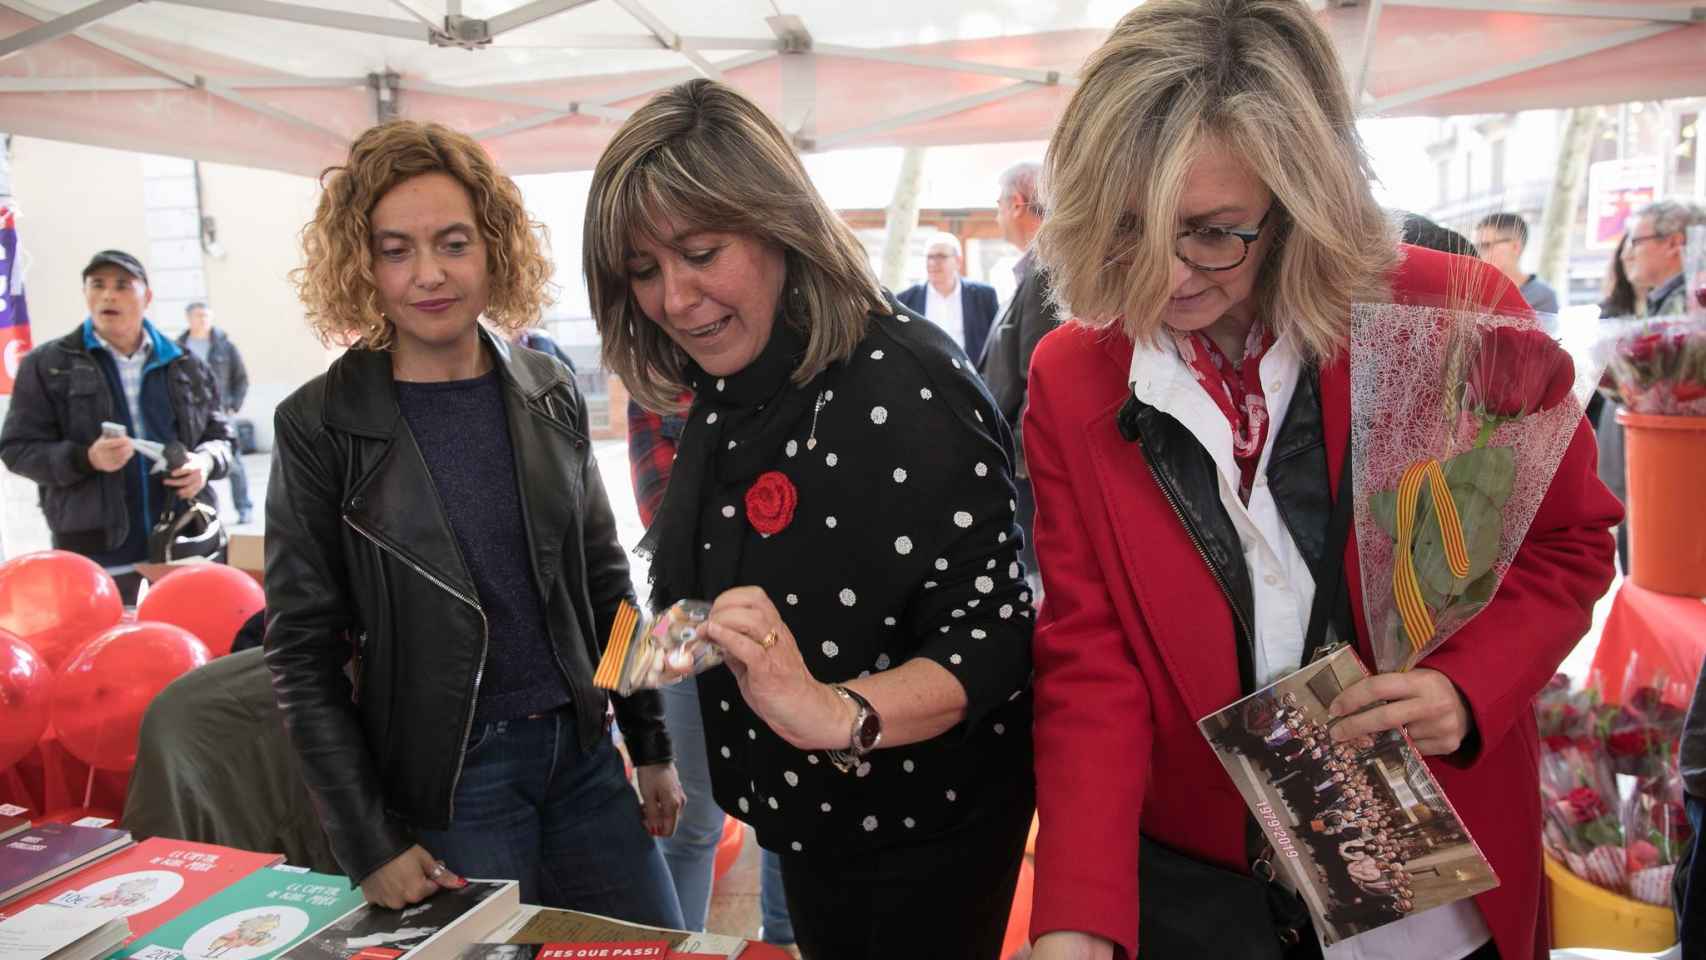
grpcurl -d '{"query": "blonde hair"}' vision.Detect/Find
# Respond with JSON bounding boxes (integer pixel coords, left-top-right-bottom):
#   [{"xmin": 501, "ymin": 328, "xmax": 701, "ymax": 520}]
[
  {"xmin": 585, "ymin": 79, "xmax": 887, "ymax": 412},
  {"xmin": 293, "ymin": 121, "xmax": 553, "ymax": 351},
  {"xmin": 1038, "ymin": 0, "xmax": 1398, "ymax": 360}
]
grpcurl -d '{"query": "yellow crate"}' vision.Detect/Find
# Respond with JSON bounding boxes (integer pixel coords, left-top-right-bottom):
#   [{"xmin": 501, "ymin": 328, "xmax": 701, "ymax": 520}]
[{"xmin": 1546, "ymin": 854, "xmax": 1677, "ymax": 952}]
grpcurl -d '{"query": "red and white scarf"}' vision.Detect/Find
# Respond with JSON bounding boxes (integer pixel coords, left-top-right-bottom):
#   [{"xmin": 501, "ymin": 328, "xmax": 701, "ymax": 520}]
[{"xmin": 1170, "ymin": 319, "xmax": 1275, "ymax": 503}]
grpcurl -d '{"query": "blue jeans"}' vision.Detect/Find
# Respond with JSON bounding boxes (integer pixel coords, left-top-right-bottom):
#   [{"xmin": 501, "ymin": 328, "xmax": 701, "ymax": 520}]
[
  {"xmin": 658, "ymin": 680, "xmax": 794, "ymax": 944},
  {"xmin": 414, "ymin": 709, "xmax": 684, "ymax": 930}
]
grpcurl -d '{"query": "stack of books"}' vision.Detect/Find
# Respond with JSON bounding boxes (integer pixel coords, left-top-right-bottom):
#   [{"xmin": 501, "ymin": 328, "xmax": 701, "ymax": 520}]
[{"xmin": 0, "ymin": 819, "xmax": 763, "ymax": 960}]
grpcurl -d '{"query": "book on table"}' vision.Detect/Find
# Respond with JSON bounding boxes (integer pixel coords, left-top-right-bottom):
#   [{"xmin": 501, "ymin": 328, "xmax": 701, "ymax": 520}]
[
  {"xmin": 0, "ymin": 805, "xmax": 28, "ymax": 844},
  {"xmin": 0, "ymin": 823, "xmax": 133, "ymax": 907},
  {"xmin": 461, "ymin": 944, "xmax": 671, "ymax": 960},
  {"xmin": 0, "ymin": 903, "xmax": 131, "ymax": 960},
  {"xmin": 111, "ymin": 866, "xmax": 367, "ymax": 960},
  {"xmin": 0, "ymin": 837, "xmax": 284, "ymax": 948},
  {"xmin": 278, "ymin": 880, "xmax": 520, "ymax": 960},
  {"xmin": 472, "ymin": 906, "xmax": 745, "ymax": 960}
]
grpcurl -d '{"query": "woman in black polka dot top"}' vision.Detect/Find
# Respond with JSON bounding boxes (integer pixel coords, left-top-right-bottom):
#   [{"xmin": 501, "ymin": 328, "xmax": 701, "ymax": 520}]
[{"xmin": 585, "ymin": 80, "xmax": 1036, "ymax": 959}]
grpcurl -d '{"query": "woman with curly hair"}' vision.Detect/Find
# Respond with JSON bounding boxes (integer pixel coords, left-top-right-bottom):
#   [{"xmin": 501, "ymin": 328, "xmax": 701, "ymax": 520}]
[{"xmin": 264, "ymin": 120, "xmax": 685, "ymax": 925}]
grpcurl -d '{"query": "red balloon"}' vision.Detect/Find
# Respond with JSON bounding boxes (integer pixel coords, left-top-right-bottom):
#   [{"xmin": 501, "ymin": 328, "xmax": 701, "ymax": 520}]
[
  {"xmin": 137, "ymin": 564, "xmax": 264, "ymax": 657},
  {"xmin": 52, "ymin": 622, "xmax": 210, "ymax": 771},
  {"xmin": 0, "ymin": 630, "xmax": 51, "ymax": 770},
  {"xmin": 0, "ymin": 551, "xmax": 123, "ymax": 669}
]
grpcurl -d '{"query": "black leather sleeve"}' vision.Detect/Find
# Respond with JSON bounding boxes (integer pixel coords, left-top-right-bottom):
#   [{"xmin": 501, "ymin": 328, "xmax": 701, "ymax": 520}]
[
  {"xmin": 577, "ymin": 389, "xmax": 673, "ymax": 767},
  {"xmin": 262, "ymin": 400, "xmax": 413, "ymax": 882}
]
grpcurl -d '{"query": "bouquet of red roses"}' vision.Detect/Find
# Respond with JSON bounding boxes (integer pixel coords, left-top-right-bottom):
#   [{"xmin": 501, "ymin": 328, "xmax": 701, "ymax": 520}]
[
  {"xmin": 1596, "ymin": 318, "xmax": 1706, "ymax": 416},
  {"xmin": 1537, "ymin": 704, "xmax": 1628, "ymax": 892},
  {"xmin": 1605, "ymin": 683, "xmax": 1692, "ymax": 904},
  {"xmin": 1351, "ymin": 306, "xmax": 1599, "ymax": 672}
]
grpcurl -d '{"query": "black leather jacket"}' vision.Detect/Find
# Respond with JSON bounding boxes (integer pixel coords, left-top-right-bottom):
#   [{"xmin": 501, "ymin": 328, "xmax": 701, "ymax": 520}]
[
  {"xmin": 263, "ymin": 332, "xmax": 670, "ymax": 882},
  {"xmin": 1117, "ymin": 368, "xmax": 1336, "ymax": 695}
]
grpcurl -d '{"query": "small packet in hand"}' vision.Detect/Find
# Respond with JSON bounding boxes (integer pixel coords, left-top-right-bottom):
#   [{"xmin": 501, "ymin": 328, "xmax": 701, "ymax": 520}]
[{"xmin": 593, "ymin": 598, "xmax": 723, "ymax": 695}]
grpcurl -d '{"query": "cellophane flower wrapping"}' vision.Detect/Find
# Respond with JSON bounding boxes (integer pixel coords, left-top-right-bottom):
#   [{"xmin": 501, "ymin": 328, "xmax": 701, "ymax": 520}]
[
  {"xmin": 1595, "ymin": 316, "xmax": 1706, "ymax": 416},
  {"xmin": 1535, "ymin": 676, "xmax": 1627, "ymax": 892},
  {"xmin": 1350, "ymin": 305, "xmax": 1603, "ymax": 673},
  {"xmin": 1534, "ymin": 673, "xmax": 1694, "ymax": 904}
]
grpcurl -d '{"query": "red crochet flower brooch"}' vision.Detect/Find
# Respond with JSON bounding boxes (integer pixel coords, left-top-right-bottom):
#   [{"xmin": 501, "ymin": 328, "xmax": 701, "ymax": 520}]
[{"xmin": 745, "ymin": 470, "xmax": 797, "ymax": 537}]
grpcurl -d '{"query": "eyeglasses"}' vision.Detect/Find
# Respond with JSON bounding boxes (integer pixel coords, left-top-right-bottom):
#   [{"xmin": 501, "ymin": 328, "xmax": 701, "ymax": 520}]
[
  {"xmin": 1626, "ymin": 233, "xmax": 1671, "ymax": 249},
  {"xmin": 1109, "ymin": 207, "xmax": 1276, "ymax": 272}
]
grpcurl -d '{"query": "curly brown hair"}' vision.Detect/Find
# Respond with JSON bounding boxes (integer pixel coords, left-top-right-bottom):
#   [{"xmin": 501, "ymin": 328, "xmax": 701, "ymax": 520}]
[{"xmin": 293, "ymin": 121, "xmax": 553, "ymax": 350}]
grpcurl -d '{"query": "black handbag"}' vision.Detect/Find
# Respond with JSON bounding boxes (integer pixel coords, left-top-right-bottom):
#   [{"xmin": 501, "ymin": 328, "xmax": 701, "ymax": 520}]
[
  {"xmin": 1137, "ymin": 438, "xmax": 1357, "ymax": 958},
  {"xmin": 146, "ymin": 442, "xmax": 228, "ymax": 564},
  {"xmin": 148, "ymin": 498, "xmax": 228, "ymax": 564}
]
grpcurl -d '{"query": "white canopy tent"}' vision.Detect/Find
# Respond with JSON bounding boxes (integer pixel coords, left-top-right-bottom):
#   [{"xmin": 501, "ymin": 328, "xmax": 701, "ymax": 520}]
[{"xmin": 0, "ymin": 0, "xmax": 1702, "ymax": 176}]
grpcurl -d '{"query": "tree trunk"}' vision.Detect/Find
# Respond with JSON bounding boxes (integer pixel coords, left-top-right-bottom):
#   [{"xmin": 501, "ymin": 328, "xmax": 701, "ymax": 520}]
[
  {"xmin": 879, "ymin": 147, "xmax": 927, "ymax": 291},
  {"xmin": 1535, "ymin": 106, "xmax": 1599, "ymax": 301}
]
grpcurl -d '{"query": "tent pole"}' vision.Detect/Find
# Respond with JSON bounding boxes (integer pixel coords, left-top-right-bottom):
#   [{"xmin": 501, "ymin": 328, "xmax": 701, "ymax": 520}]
[
  {"xmin": 0, "ymin": 0, "xmax": 136, "ymax": 62},
  {"xmin": 1348, "ymin": 0, "xmax": 1383, "ymax": 105}
]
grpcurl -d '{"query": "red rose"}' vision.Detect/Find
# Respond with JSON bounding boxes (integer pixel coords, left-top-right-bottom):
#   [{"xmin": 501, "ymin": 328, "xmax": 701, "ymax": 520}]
[
  {"xmin": 1607, "ymin": 729, "xmax": 1653, "ymax": 758},
  {"xmin": 1626, "ymin": 332, "xmax": 1665, "ymax": 364},
  {"xmin": 1565, "ymin": 786, "xmax": 1610, "ymax": 825},
  {"xmin": 1542, "ymin": 735, "xmax": 1574, "ymax": 753},
  {"xmin": 1628, "ymin": 840, "xmax": 1661, "ymax": 871},
  {"xmin": 745, "ymin": 470, "xmax": 798, "ymax": 537},
  {"xmin": 1465, "ymin": 326, "xmax": 1576, "ymax": 418}
]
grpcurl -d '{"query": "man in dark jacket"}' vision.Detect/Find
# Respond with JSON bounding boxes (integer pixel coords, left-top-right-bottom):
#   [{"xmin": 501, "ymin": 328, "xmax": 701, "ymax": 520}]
[
  {"xmin": 977, "ymin": 162, "xmax": 1059, "ymax": 591},
  {"xmin": 897, "ymin": 233, "xmax": 999, "ymax": 362},
  {"xmin": 0, "ymin": 250, "xmax": 231, "ymax": 602},
  {"xmin": 179, "ymin": 302, "xmax": 252, "ymax": 523}
]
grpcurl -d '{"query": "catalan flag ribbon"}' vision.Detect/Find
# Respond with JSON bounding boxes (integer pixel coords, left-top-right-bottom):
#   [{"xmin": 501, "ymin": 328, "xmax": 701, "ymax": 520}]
[{"xmin": 1391, "ymin": 459, "xmax": 1471, "ymax": 658}]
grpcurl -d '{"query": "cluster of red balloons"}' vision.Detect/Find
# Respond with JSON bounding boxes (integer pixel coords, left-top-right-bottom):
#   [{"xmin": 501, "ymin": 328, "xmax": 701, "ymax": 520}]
[{"xmin": 0, "ymin": 552, "xmax": 264, "ymax": 775}]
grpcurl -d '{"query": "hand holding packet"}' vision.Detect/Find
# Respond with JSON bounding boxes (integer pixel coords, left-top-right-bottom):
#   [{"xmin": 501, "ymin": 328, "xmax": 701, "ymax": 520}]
[{"xmin": 593, "ymin": 599, "xmax": 723, "ymax": 696}]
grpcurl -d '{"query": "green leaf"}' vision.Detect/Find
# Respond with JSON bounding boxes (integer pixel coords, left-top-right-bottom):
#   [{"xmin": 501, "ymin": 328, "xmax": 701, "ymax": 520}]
[
  {"xmin": 1410, "ymin": 482, "xmax": 1503, "ymax": 599},
  {"xmin": 1442, "ymin": 445, "xmax": 1516, "ymax": 509},
  {"xmin": 1369, "ymin": 488, "xmax": 1399, "ymax": 540}
]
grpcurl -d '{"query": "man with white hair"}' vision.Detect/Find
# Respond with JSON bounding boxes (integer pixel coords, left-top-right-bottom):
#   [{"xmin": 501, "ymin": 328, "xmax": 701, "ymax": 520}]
[
  {"xmin": 897, "ymin": 232, "xmax": 999, "ymax": 362},
  {"xmin": 978, "ymin": 161, "xmax": 1058, "ymax": 591},
  {"xmin": 1625, "ymin": 199, "xmax": 1706, "ymax": 316}
]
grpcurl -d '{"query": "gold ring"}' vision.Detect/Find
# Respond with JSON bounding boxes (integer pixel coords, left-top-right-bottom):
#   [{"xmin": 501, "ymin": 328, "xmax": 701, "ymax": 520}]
[{"xmin": 760, "ymin": 630, "xmax": 778, "ymax": 649}]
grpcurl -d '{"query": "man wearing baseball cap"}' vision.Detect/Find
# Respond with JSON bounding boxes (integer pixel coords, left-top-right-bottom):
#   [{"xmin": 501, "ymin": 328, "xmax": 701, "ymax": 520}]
[{"xmin": 0, "ymin": 250, "xmax": 233, "ymax": 602}]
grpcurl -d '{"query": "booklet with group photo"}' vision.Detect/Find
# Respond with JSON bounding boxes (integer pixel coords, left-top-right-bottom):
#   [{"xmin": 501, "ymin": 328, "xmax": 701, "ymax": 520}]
[{"xmin": 1196, "ymin": 645, "xmax": 1498, "ymax": 946}]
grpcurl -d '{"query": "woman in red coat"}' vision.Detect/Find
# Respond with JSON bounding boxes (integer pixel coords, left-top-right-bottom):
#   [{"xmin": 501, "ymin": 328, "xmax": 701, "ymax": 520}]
[{"xmin": 1022, "ymin": 1, "xmax": 1621, "ymax": 959}]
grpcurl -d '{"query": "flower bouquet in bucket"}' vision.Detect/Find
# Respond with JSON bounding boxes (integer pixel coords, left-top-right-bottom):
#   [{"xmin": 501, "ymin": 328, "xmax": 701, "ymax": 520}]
[{"xmin": 1350, "ymin": 304, "xmax": 1602, "ymax": 673}]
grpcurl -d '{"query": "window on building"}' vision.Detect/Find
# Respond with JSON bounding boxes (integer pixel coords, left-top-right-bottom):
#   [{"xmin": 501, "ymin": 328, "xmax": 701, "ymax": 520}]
[
  {"xmin": 1436, "ymin": 158, "xmax": 1452, "ymax": 205},
  {"xmin": 1675, "ymin": 111, "xmax": 1699, "ymax": 195},
  {"xmin": 1490, "ymin": 139, "xmax": 1506, "ymax": 195},
  {"xmin": 1463, "ymin": 152, "xmax": 1475, "ymax": 201}
]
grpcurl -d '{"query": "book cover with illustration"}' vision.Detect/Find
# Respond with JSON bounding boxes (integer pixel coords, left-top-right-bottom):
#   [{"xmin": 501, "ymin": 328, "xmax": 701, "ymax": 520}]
[
  {"xmin": 113, "ymin": 866, "xmax": 367, "ymax": 960},
  {"xmin": 279, "ymin": 880, "xmax": 519, "ymax": 960},
  {"xmin": 1196, "ymin": 645, "xmax": 1498, "ymax": 946},
  {"xmin": 0, "ymin": 821, "xmax": 134, "ymax": 905},
  {"xmin": 0, "ymin": 837, "xmax": 283, "ymax": 944}
]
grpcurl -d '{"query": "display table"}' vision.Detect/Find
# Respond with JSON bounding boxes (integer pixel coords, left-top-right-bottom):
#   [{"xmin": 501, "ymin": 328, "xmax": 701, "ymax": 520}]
[
  {"xmin": 1587, "ymin": 581, "xmax": 1706, "ymax": 707},
  {"xmin": 0, "ymin": 730, "xmax": 129, "ymax": 821}
]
